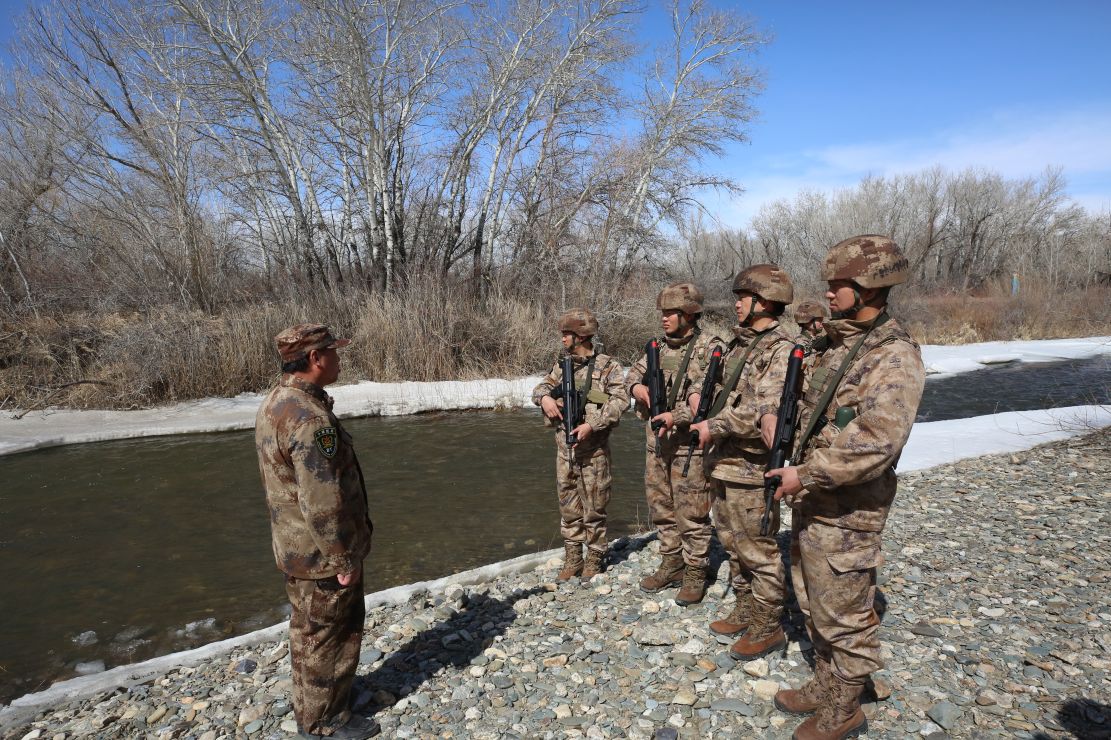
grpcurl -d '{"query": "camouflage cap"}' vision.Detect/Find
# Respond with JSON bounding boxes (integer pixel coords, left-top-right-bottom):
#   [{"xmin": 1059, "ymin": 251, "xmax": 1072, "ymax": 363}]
[
  {"xmin": 821, "ymin": 234, "xmax": 909, "ymax": 288},
  {"xmin": 731, "ymin": 264, "xmax": 794, "ymax": 304},
  {"xmin": 275, "ymin": 323, "xmax": 352, "ymax": 362},
  {"xmin": 793, "ymin": 299, "xmax": 830, "ymax": 324},
  {"xmin": 656, "ymin": 282, "xmax": 704, "ymax": 314},
  {"xmin": 558, "ymin": 307, "xmax": 599, "ymax": 338}
]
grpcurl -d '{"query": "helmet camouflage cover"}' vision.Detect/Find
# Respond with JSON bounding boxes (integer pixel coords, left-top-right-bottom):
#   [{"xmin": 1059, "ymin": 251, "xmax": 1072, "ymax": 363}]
[
  {"xmin": 558, "ymin": 307, "xmax": 599, "ymax": 337},
  {"xmin": 656, "ymin": 282, "xmax": 704, "ymax": 314},
  {"xmin": 731, "ymin": 264, "xmax": 794, "ymax": 305},
  {"xmin": 793, "ymin": 299, "xmax": 829, "ymax": 324},
  {"xmin": 821, "ymin": 234, "xmax": 909, "ymax": 288}
]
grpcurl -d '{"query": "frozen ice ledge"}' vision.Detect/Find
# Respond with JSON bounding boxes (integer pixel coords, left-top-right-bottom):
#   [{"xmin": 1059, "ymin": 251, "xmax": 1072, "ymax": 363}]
[{"xmin": 0, "ymin": 335, "xmax": 1108, "ymax": 456}]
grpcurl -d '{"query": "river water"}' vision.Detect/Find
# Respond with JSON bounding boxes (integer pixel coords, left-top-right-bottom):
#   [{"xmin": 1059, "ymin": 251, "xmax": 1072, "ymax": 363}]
[{"xmin": 0, "ymin": 357, "xmax": 1107, "ymax": 702}]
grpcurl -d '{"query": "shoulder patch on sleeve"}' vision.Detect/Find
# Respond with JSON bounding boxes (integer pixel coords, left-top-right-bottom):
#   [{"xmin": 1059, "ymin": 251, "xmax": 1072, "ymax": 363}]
[{"xmin": 313, "ymin": 427, "xmax": 339, "ymax": 458}]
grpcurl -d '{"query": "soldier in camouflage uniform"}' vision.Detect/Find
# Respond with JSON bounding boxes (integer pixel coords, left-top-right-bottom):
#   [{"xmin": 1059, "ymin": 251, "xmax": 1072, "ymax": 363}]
[
  {"xmin": 532, "ymin": 308, "xmax": 629, "ymax": 582},
  {"xmin": 689, "ymin": 265, "xmax": 796, "ymax": 660},
  {"xmin": 765, "ymin": 236, "xmax": 925, "ymax": 740},
  {"xmin": 794, "ymin": 300, "xmax": 829, "ymax": 344},
  {"xmin": 255, "ymin": 324, "xmax": 378, "ymax": 740},
  {"xmin": 626, "ymin": 283, "xmax": 725, "ymax": 606}
]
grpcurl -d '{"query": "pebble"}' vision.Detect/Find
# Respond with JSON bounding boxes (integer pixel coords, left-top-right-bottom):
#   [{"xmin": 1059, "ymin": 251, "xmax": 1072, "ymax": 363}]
[{"xmin": 2, "ymin": 430, "xmax": 1108, "ymax": 739}]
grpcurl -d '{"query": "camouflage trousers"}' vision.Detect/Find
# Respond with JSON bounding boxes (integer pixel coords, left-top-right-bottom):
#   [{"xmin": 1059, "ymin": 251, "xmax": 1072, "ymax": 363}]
[
  {"xmin": 556, "ymin": 445, "xmax": 612, "ymax": 553},
  {"xmin": 644, "ymin": 448, "xmax": 713, "ymax": 567},
  {"xmin": 711, "ymin": 479, "xmax": 785, "ymax": 608},
  {"xmin": 791, "ymin": 514, "xmax": 884, "ymax": 681},
  {"xmin": 285, "ymin": 567, "xmax": 366, "ymax": 734}
]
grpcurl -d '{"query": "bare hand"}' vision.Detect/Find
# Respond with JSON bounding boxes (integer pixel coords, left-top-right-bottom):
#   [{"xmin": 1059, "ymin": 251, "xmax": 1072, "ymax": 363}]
[
  {"xmin": 689, "ymin": 419, "xmax": 712, "ymax": 449},
  {"xmin": 540, "ymin": 395, "xmax": 563, "ymax": 421},
  {"xmin": 337, "ymin": 570, "xmax": 357, "ymax": 587},
  {"xmin": 632, "ymin": 384, "xmax": 650, "ymax": 407},
  {"xmin": 759, "ymin": 413, "xmax": 777, "ymax": 449},
  {"xmin": 687, "ymin": 392, "xmax": 701, "ymax": 414},
  {"xmin": 765, "ymin": 466, "xmax": 803, "ymax": 503},
  {"xmin": 572, "ymin": 422, "xmax": 593, "ymax": 443},
  {"xmin": 651, "ymin": 412, "xmax": 675, "ymax": 436}
]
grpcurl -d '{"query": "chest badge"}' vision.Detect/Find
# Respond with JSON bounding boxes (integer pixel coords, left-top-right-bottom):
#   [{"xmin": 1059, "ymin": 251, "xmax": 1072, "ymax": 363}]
[{"xmin": 314, "ymin": 427, "xmax": 339, "ymax": 458}]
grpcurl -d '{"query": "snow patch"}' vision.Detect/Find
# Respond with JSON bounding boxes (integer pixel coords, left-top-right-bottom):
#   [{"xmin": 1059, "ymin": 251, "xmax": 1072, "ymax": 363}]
[{"xmin": 1, "ymin": 335, "xmax": 1108, "ymax": 457}]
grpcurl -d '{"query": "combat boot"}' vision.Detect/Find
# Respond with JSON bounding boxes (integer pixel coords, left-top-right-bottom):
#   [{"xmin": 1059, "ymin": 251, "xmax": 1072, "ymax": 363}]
[
  {"xmin": 775, "ymin": 653, "xmax": 831, "ymax": 715},
  {"xmin": 709, "ymin": 588, "xmax": 753, "ymax": 636},
  {"xmin": 581, "ymin": 548, "xmax": 606, "ymax": 581},
  {"xmin": 557, "ymin": 542, "xmax": 584, "ymax": 582},
  {"xmin": 791, "ymin": 673, "xmax": 867, "ymax": 740},
  {"xmin": 728, "ymin": 601, "xmax": 786, "ymax": 659},
  {"xmin": 298, "ymin": 714, "xmax": 381, "ymax": 739},
  {"xmin": 674, "ymin": 563, "xmax": 709, "ymax": 606},
  {"xmin": 639, "ymin": 552, "xmax": 685, "ymax": 593}
]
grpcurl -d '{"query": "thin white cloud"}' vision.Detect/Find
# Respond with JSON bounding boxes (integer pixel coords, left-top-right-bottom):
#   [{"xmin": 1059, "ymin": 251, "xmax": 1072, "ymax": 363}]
[{"xmin": 718, "ymin": 107, "xmax": 1111, "ymax": 227}]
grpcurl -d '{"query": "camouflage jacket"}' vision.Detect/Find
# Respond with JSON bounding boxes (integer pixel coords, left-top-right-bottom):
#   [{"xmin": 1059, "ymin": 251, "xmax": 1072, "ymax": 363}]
[
  {"xmin": 255, "ymin": 375, "xmax": 373, "ymax": 578},
  {"xmin": 706, "ymin": 322, "xmax": 796, "ymax": 485},
  {"xmin": 531, "ymin": 351, "xmax": 629, "ymax": 456},
  {"xmin": 625, "ymin": 327, "xmax": 725, "ymax": 455},
  {"xmin": 794, "ymin": 315, "xmax": 925, "ymax": 532}
]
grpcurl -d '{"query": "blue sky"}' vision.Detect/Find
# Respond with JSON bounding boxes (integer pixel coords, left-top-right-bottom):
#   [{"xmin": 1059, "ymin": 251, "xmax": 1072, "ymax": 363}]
[
  {"xmin": 702, "ymin": 0, "xmax": 1111, "ymax": 226},
  {"xmin": 2, "ymin": 0, "xmax": 1108, "ymax": 228}
]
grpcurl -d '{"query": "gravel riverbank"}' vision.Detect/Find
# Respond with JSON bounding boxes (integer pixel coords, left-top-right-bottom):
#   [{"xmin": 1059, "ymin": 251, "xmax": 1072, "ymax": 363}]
[{"xmin": 4, "ymin": 428, "xmax": 1109, "ymax": 739}]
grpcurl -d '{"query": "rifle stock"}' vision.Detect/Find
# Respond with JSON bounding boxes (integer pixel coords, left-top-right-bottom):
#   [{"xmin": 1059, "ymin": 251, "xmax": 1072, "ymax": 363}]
[
  {"xmin": 559, "ymin": 355, "xmax": 582, "ymax": 450},
  {"xmin": 682, "ymin": 344, "xmax": 723, "ymax": 477},
  {"xmin": 761, "ymin": 344, "xmax": 806, "ymax": 536},
  {"xmin": 645, "ymin": 339, "xmax": 666, "ymax": 456}
]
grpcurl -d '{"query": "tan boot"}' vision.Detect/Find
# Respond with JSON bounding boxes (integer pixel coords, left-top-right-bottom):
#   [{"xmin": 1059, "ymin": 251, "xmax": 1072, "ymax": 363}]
[
  {"xmin": 728, "ymin": 601, "xmax": 786, "ymax": 659},
  {"xmin": 557, "ymin": 542, "xmax": 584, "ymax": 581},
  {"xmin": 709, "ymin": 589, "xmax": 753, "ymax": 636},
  {"xmin": 674, "ymin": 563, "xmax": 709, "ymax": 606},
  {"xmin": 639, "ymin": 552, "xmax": 685, "ymax": 593},
  {"xmin": 791, "ymin": 673, "xmax": 867, "ymax": 740},
  {"xmin": 775, "ymin": 654, "xmax": 831, "ymax": 715},
  {"xmin": 581, "ymin": 548, "xmax": 606, "ymax": 581}
]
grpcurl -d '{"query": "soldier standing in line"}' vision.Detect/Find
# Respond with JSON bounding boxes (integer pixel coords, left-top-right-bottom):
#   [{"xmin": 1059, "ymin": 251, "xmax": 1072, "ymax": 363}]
[
  {"xmin": 688, "ymin": 265, "xmax": 796, "ymax": 660},
  {"xmin": 255, "ymin": 324, "xmax": 378, "ymax": 740},
  {"xmin": 532, "ymin": 308, "xmax": 629, "ymax": 582},
  {"xmin": 794, "ymin": 299, "xmax": 829, "ymax": 344},
  {"xmin": 765, "ymin": 236, "xmax": 925, "ymax": 740},
  {"xmin": 626, "ymin": 283, "xmax": 725, "ymax": 606}
]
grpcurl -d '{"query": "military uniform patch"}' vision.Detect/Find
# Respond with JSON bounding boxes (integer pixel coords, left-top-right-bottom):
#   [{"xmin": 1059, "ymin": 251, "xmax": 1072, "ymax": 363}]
[{"xmin": 314, "ymin": 427, "xmax": 339, "ymax": 458}]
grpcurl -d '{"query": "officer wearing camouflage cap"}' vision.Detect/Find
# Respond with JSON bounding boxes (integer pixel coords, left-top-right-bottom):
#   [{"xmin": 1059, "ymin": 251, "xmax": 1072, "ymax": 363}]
[
  {"xmin": 689, "ymin": 264, "xmax": 797, "ymax": 659},
  {"xmin": 764, "ymin": 236, "xmax": 925, "ymax": 740},
  {"xmin": 255, "ymin": 323, "xmax": 378, "ymax": 740},
  {"xmin": 532, "ymin": 308, "xmax": 629, "ymax": 582},
  {"xmin": 626, "ymin": 282, "xmax": 725, "ymax": 606}
]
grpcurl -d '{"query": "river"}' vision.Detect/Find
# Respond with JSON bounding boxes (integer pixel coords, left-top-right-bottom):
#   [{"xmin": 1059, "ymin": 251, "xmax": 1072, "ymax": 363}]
[{"xmin": 0, "ymin": 356, "xmax": 1107, "ymax": 702}]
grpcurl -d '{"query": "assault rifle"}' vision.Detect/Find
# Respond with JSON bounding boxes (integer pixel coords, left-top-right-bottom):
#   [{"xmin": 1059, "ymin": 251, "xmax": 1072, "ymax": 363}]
[
  {"xmin": 761, "ymin": 344, "xmax": 806, "ymax": 536},
  {"xmin": 644, "ymin": 339, "xmax": 666, "ymax": 455},
  {"xmin": 682, "ymin": 344, "xmax": 723, "ymax": 477},
  {"xmin": 559, "ymin": 354, "xmax": 582, "ymax": 448}
]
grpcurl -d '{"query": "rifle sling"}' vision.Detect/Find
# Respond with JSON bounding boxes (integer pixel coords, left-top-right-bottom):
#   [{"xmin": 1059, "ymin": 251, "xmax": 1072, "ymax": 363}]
[
  {"xmin": 796, "ymin": 312, "xmax": 891, "ymax": 455},
  {"xmin": 665, "ymin": 328, "xmax": 699, "ymax": 411},
  {"xmin": 708, "ymin": 329, "xmax": 772, "ymax": 418}
]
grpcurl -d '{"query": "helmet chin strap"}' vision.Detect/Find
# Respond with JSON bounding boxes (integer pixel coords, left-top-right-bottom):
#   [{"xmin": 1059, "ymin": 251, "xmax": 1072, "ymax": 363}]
[
  {"xmin": 830, "ymin": 286, "xmax": 865, "ymax": 320},
  {"xmin": 738, "ymin": 294, "xmax": 775, "ymax": 326}
]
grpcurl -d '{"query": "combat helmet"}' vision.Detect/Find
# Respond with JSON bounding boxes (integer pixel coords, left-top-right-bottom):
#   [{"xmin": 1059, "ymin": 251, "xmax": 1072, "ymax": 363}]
[
  {"xmin": 793, "ymin": 299, "xmax": 829, "ymax": 324},
  {"xmin": 731, "ymin": 264, "xmax": 794, "ymax": 305},
  {"xmin": 821, "ymin": 235, "xmax": 909, "ymax": 288},
  {"xmin": 558, "ymin": 307, "xmax": 599, "ymax": 338},
  {"xmin": 656, "ymin": 282, "xmax": 704, "ymax": 314}
]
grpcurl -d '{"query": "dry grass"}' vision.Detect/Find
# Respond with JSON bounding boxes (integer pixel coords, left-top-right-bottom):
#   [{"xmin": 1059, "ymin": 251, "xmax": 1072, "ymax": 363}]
[
  {"xmin": 896, "ymin": 281, "xmax": 1111, "ymax": 345},
  {"xmin": 2, "ymin": 277, "xmax": 1107, "ymax": 410}
]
